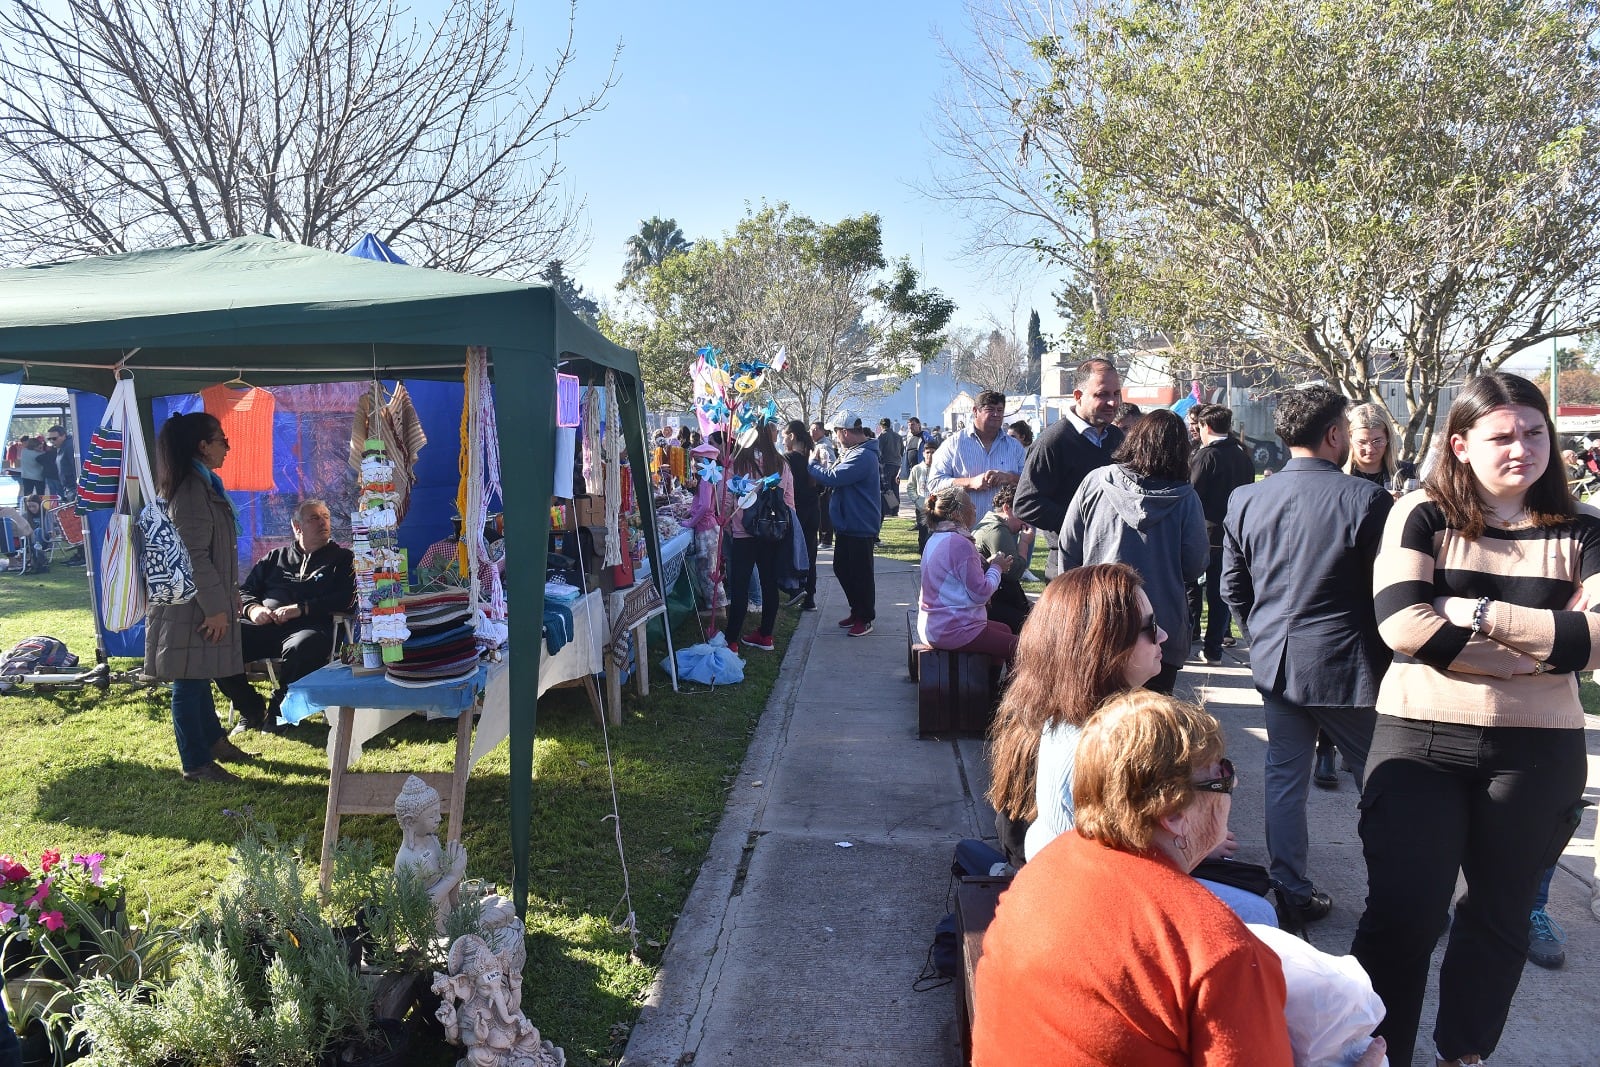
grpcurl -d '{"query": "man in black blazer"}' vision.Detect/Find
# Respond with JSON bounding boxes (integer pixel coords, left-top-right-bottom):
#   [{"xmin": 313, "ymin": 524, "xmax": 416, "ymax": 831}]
[
  {"xmin": 1221, "ymin": 384, "xmax": 1393, "ymax": 931},
  {"xmin": 1188, "ymin": 404, "xmax": 1257, "ymax": 662},
  {"xmin": 1014, "ymin": 357, "xmax": 1124, "ymax": 577}
]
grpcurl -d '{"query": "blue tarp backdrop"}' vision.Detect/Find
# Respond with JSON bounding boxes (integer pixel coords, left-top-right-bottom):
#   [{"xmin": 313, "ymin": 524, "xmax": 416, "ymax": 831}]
[{"xmin": 80, "ymin": 379, "xmax": 473, "ymax": 659}]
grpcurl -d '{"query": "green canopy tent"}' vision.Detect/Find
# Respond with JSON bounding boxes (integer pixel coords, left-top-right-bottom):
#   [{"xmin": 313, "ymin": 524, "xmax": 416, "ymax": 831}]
[{"xmin": 0, "ymin": 235, "xmax": 661, "ymax": 916}]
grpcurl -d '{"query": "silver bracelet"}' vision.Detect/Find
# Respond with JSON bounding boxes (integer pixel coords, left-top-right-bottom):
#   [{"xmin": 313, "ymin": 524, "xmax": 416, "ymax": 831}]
[{"xmin": 1470, "ymin": 596, "xmax": 1491, "ymax": 634}]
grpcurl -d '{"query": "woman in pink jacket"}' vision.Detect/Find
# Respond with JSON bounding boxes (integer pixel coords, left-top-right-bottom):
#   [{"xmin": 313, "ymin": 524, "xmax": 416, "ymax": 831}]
[{"xmin": 918, "ymin": 485, "xmax": 1017, "ymax": 665}]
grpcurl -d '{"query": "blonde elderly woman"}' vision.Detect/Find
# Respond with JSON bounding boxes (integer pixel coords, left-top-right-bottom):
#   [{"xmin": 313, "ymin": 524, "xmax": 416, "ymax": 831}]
[{"xmin": 973, "ymin": 690, "xmax": 1387, "ymax": 1067}]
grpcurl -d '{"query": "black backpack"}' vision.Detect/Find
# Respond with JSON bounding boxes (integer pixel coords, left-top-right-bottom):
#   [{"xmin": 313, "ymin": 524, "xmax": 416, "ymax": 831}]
[{"xmin": 743, "ymin": 481, "xmax": 792, "ymax": 544}]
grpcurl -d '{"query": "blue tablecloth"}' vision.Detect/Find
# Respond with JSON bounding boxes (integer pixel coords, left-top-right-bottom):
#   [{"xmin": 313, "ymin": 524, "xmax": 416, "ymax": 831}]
[{"xmin": 281, "ymin": 662, "xmax": 487, "ymax": 724}]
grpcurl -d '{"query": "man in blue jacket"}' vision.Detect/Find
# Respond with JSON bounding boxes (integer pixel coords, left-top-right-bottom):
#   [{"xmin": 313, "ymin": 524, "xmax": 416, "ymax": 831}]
[{"xmin": 810, "ymin": 418, "xmax": 882, "ymax": 636}]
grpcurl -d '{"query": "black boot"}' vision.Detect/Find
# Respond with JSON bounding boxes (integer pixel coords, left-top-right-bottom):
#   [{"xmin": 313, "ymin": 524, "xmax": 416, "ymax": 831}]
[{"xmin": 1314, "ymin": 733, "xmax": 1339, "ymax": 789}]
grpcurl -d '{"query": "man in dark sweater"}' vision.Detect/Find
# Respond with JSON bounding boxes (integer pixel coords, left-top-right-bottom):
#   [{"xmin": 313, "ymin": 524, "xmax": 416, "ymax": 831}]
[
  {"xmin": 214, "ymin": 499, "xmax": 355, "ymax": 731},
  {"xmin": 1014, "ymin": 357, "xmax": 1124, "ymax": 577},
  {"xmin": 1186, "ymin": 404, "xmax": 1257, "ymax": 662}
]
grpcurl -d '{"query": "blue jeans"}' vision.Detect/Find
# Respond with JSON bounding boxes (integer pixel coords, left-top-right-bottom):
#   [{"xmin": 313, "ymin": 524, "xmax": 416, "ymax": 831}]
[
  {"xmin": 1201, "ymin": 878, "xmax": 1278, "ymax": 927},
  {"xmin": 171, "ymin": 679, "xmax": 224, "ymax": 772},
  {"xmin": 1533, "ymin": 864, "xmax": 1557, "ymax": 911}
]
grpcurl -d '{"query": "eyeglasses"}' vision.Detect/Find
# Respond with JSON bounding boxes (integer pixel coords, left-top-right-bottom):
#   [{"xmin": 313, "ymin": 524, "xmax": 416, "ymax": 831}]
[
  {"xmin": 1140, "ymin": 614, "xmax": 1161, "ymax": 642},
  {"xmin": 1192, "ymin": 757, "xmax": 1237, "ymax": 795},
  {"xmin": 209, "ymin": 434, "xmax": 229, "ymax": 446}
]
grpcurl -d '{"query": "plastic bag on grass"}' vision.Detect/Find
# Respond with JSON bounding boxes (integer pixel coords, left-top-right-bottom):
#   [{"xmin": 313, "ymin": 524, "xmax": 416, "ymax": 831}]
[
  {"xmin": 663, "ymin": 631, "xmax": 745, "ymax": 686},
  {"xmin": 1248, "ymin": 923, "xmax": 1388, "ymax": 1067}
]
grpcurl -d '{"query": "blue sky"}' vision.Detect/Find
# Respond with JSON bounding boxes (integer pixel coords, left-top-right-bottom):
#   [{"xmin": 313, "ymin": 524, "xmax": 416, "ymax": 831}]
[{"xmin": 535, "ymin": 0, "xmax": 1061, "ymax": 338}]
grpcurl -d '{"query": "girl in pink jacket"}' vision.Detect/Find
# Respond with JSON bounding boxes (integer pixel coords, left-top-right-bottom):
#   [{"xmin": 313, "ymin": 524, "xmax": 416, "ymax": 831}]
[{"xmin": 917, "ymin": 486, "xmax": 1017, "ymax": 665}]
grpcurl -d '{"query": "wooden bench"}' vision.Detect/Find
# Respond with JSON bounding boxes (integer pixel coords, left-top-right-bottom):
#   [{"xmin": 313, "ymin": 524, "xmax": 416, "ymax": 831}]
[
  {"xmin": 956, "ymin": 875, "xmax": 1011, "ymax": 1064},
  {"xmin": 916, "ymin": 646, "xmax": 999, "ymax": 738}
]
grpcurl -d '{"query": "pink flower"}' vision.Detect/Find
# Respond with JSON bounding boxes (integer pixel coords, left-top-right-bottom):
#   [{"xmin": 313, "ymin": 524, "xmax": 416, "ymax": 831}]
[
  {"xmin": 73, "ymin": 852, "xmax": 106, "ymax": 886},
  {"xmin": 39, "ymin": 910, "xmax": 64, "ymax": 932},
  {"xmin": 25, "ymin": 875, "xmax": 54, "ymax": 909},
  {"xmin": 38, "ymin": 848, "xmax": 61, "ymax": 874},
  {"xmin": 0, "ymin": 901, "xmax": 15, "ymax": 924},
  {"xmin": 0, "ymin": 856, "xmax": 28, "ymax": 885}
]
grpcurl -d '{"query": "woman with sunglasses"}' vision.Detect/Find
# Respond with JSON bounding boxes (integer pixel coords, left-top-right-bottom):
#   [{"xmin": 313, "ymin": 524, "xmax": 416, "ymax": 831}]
[
  {"xmin": 974, "ymin": 690, "xmax": 1389, "ymax": 1066},
  {"xmin": 1059, "ymin": 409, "xmax": 1208, "ymax": 693},
  {"xmin": 986, "ymin": 563, "xmax": 1275, "ymax": 924},
  {"xmin": 145, "ymin": 411, "xmax": 252, "ymax": 783}
]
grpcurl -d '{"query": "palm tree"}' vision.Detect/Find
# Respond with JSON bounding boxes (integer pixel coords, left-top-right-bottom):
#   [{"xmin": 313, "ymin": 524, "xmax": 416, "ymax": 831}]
[{"xmin": 622, "ymin": 216, "xmax": 691, "ymax": 283}]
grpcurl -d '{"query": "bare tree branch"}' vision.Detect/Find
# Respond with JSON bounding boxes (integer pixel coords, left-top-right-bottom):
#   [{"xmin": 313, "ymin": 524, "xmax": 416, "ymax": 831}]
[{"xmin": 0, "ymin": 0, "xmax": 617, "ymax": 276}]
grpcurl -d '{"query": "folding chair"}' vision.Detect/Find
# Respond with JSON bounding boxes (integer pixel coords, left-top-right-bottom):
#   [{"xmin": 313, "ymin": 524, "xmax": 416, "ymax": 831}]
[
  {"xmin": 46, "ymin": 503, "xmax": 85, "ymax": 564},
  {"xmin": 1, "ymin": 515, "xmax": 47, "ymax": 574}
]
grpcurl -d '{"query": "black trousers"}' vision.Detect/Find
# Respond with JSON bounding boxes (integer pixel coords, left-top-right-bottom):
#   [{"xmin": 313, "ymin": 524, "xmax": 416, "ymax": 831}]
[
  {"xmin": 213, "ymin": 621, "xmax": 334, "ymax": 717},
  {"xmin": 1185, "ymin": 544, "xmax": 1231, "ymax": 655},
  {"xmin": 818, "ymin": 489, "xmax": 834, "ymax": 543},
  {"xmin": 987, "ymin": 576, "xmax": 1031, "ymax": 634},
  {"xmin": 1351, "ymin": 717, "xmax": 1587, "ymax": 1065},
  {"xmin": 723, "ymin": 535, "xmax": 781, "ymax": 639},
  {"xmin": 833, "ymin": 533, "xmax": 876, "ymax": 622},
  {"xmin": 797, "ymin": 510, "xmax": 819, "ymax": 601}
]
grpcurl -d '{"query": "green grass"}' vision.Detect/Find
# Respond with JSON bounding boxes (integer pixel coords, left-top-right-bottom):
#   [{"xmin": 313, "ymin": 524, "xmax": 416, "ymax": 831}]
[{"xmin": 0, "ymin": 566, "xmax": 794, "ymax": 1064}]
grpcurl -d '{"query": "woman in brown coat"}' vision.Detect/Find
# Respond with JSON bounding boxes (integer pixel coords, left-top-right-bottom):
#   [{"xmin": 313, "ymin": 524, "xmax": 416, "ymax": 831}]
[{"xmin": 146, "ymin": 411, "xmax": 249, "ymax": 782}]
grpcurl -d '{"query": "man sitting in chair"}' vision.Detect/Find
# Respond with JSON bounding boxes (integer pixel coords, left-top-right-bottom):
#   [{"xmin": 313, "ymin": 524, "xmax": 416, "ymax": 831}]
[{"xmin": 215, "ymin": 499, "xmax": 354, "ymax": 732}]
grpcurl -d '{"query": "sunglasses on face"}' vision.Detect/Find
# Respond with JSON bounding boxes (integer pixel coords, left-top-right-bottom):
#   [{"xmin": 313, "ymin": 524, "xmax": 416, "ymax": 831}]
[
  {"xmin": 1140, "ymin": 614, "xmax": 1161, "ymax": 642},
  {"xmin": 1192, "ymin": 757, "xmax": 1237, "ymax": 795}
]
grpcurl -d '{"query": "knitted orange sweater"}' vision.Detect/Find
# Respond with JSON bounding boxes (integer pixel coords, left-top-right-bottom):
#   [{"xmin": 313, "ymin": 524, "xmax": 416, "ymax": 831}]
[
  {"xmin": 973, "ymin": 831, "xmax": 1292, "ymax": 1067},
  {"xmin": 201, "ymin": 384, "xmax": 276, "ymax": 491}
]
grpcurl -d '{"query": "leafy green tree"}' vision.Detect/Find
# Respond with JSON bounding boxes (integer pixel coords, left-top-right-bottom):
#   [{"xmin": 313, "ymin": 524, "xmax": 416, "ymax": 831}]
[
  {"xmin": 605, "ymin": 202, "xmax": 953, "ymax": 418},
  {"xmin": 968, "ymin": 0, "xmax": 1600, "ymax": 460},
  {"xmin": 620, "ymin": 216, "xmax": 692, "ymax": 285},
  {"xmin": 1026, "ymin": 310, "xmax": 1045, "ymax": 393},
  {"xmin": 1537, "ymin": 368, "xmax": 1600, "ymax": 406},
  {"xmin": 538, "ymin": 259, "xmax": 599, "ymax": 325}
]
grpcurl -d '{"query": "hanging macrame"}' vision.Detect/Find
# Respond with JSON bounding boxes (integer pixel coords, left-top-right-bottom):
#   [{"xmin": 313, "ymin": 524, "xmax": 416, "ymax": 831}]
[
  {"xmin": 602, "ymin": 371, "xmax": 624, "ymax": 566},
  {"xmin": 457, "ymin": 346, "xmax": 508, "ymax": 647}
]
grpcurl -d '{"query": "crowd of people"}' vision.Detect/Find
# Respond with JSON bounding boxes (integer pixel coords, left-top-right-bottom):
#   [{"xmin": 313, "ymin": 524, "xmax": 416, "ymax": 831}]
[
  {"xmin": 2, "ymin": 425, "xmax": 79, "ymax": 572},
  {"xmin": 964, "ymin": 365, "xmax": 1594, "ymax": 1067},
  {"xmin": 649, "ymin": 368, "xmax": 1589, "ymax": 1065}
]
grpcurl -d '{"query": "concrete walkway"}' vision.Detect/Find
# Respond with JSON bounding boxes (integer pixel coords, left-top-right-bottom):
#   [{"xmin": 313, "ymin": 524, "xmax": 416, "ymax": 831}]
[{"xmin": 622, "ymin": 551, "xmax": 1600, "ymax": 1067}]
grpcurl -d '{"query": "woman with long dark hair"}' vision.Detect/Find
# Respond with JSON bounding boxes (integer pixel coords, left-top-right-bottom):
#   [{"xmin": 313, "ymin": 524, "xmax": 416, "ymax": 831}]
[
  {"xmin": 1060, "ymin": 408, "xmax": 1208, "ymax": 693},
  {"xmin": 1355, "ymin": 372, "xmax": 1598, "ymax": 1066},
  {"xmin": 146, "ymin": 411, "xmax": 251, "ymax": 782},
  {"xmin": 783, "ymin": 419, "xmax": 820, "ymax": 611},
  {"xmin": 714, "ymin": 421, "xmax": 794, "ymax": 652}
]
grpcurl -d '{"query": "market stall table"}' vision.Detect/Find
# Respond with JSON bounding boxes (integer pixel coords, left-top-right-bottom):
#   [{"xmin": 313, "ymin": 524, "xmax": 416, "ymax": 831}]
[
  {"xmin": 282, "ymin": 589, "xmax": 606, "ymax": 890},
  {"xmin": 601, "ymin": 528, "xmax": 691, "ymax": 719}
]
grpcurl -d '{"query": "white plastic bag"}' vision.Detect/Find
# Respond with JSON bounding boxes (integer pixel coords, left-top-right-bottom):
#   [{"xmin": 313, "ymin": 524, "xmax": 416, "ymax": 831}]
[{"xmin": 1248, "ymin": 923, "xmax": 1388, "ymax": 1067}]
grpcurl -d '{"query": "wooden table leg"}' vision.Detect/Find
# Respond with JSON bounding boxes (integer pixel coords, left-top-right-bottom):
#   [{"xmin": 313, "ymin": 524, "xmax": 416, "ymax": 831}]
[
  {"xmin": 606, "ymin": 651, "xmax": 622, "ymax": 727},
  {"xmin": 582, "ymin": 674, "xmax": 604, "ymax": 726},
  {"xmin": 634, "ymin": 620, "xmax": 650, "ymax": 698},
  {"xmin": 320, "ymin": 705, "xmax": 355, "ymax": 897},
  {"xmin": 447, "ymin": 709, "xmax": 472, "ymax": 845}
]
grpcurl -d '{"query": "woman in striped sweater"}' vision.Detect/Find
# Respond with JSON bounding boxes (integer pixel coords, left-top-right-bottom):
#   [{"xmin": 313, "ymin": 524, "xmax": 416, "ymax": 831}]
[{"xmin": 1355, "ymin": 372, "xmax": 1596, "ymax": 1067}]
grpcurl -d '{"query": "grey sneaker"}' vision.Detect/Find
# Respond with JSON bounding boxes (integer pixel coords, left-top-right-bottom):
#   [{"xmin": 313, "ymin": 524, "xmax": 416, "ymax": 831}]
[{"xmin": 1528, "ymin": 907, "xmax": 1566, "ymax": 969}]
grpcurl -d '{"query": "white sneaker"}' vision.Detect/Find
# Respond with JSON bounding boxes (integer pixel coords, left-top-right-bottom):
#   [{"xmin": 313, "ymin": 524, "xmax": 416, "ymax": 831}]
[{"xmin": 1021, "ymin": 569, "xmax": 1039, "ymax": 583}]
